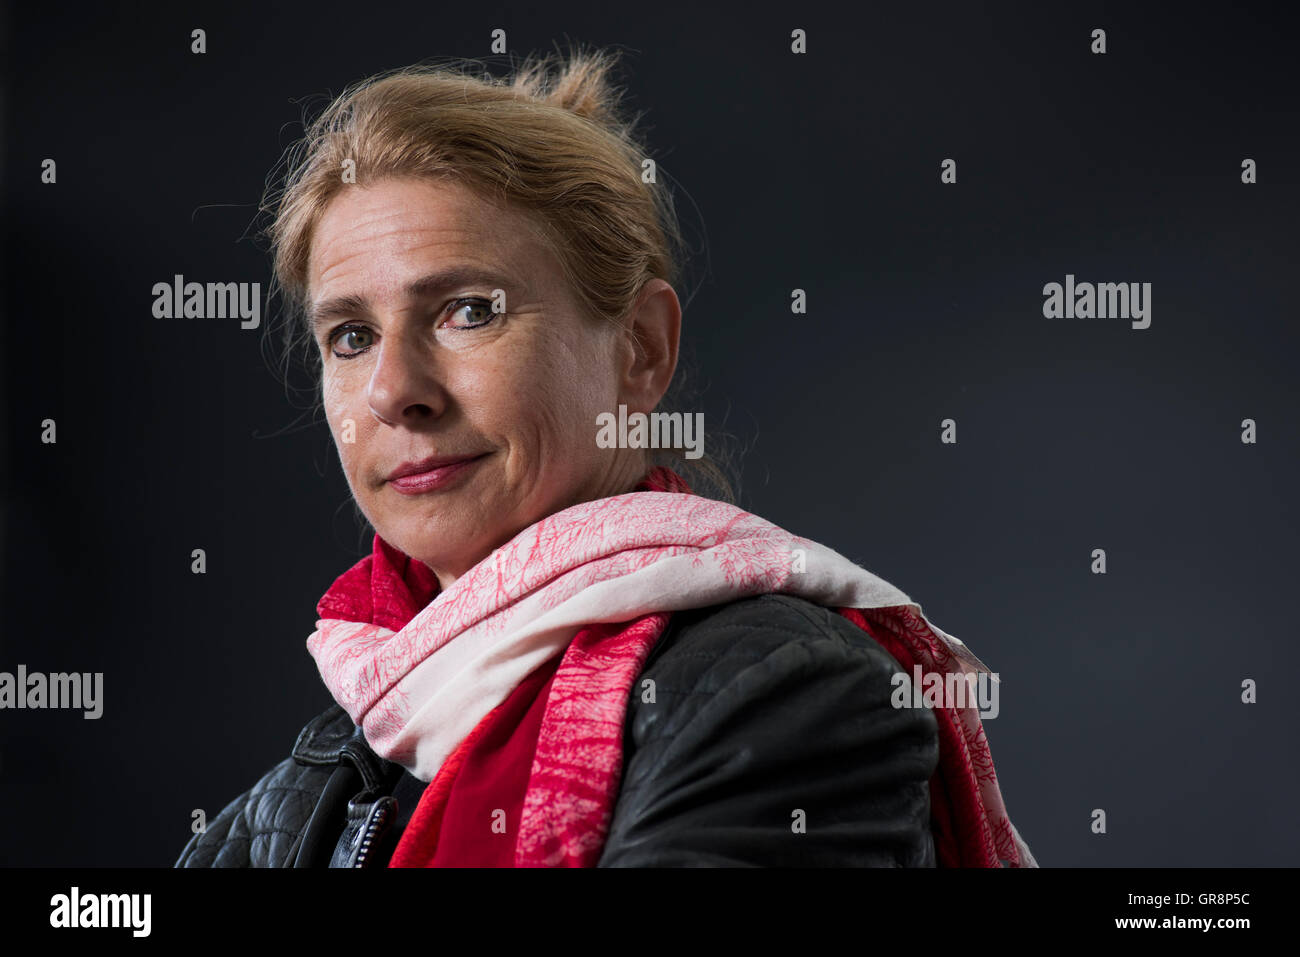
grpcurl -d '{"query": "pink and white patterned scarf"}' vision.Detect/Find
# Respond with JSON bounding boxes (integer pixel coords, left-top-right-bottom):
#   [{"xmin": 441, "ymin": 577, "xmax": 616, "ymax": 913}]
[{"xmin": 307, "ymin": 468, "xmax": 1037, "ymax": 867}]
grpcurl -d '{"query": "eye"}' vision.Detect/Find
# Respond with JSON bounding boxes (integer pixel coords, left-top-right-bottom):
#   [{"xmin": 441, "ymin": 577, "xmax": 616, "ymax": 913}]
[
  {"xmin": 443, "ymin": 298, "xmax": 497, "ymax": 330},
  {"xmin": 330, "ymin": 325, "xmax": 374, "ymax": 359}
]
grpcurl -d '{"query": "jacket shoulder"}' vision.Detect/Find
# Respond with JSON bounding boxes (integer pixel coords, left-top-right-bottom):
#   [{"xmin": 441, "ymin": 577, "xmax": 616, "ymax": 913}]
[
  {"xmin": 598, "ymin": 593, "xmax": 940, "ymax": 867},
  {"xmin": 628, "ymin": 593, "xmax": 926, "ymax": 741},
  {"xmin": 649, "ymin": 591, "xmax": 910, "ymax": 674},
  {"xmin": 174, "ymin": 707, "xmax": 347, "ymax": 868}
]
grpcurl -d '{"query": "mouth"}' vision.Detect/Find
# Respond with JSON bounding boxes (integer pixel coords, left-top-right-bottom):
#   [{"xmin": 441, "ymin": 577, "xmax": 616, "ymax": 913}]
[{"xmin": 386, "ymin": 452, "xmax": 490, "ymax": 494}]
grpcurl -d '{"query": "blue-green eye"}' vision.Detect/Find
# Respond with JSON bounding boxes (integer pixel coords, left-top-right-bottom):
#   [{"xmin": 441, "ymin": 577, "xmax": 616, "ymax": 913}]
[
  {"xmin": 331, "ymin": 326, "xmax": 374, "ymax": 358},
  {"xmin": 444, "ymin": 298, "xmax": 497, "ymax": 329}
]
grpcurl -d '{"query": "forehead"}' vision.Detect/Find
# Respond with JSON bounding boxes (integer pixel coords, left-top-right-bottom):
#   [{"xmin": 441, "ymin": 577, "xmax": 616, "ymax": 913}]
[{"xmin": 307, "ymin": 177, "xmax": 549, "ymax": 300}]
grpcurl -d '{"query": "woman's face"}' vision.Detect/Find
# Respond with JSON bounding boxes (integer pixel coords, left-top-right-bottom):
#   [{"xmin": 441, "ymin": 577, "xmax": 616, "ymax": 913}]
[{"xmin": 306, "ymin": 176, "xmax": 652, "ymax": 591}]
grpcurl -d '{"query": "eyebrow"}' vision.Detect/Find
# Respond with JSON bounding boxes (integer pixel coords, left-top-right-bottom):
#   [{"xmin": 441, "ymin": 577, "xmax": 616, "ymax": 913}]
[{"xmin": 306, "ymin": 266, "xmax": 512, "ymax": 333}]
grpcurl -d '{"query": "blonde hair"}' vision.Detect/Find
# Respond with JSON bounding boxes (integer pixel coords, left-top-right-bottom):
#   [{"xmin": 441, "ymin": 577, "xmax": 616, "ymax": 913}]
[{"xmin": 262, "ymin": 46, "xmax": 737, "ymax": 503}]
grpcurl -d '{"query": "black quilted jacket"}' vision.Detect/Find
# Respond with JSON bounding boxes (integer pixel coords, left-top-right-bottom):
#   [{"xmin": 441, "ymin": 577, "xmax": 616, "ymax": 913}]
[{"xmin": 174, "ymin": 593, "xmax": 940, "ymax": 867}]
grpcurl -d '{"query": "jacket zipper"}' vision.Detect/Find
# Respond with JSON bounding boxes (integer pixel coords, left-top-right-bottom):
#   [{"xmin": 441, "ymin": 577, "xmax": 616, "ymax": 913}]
[{"xmin": 351, "ymin": 796, "xmax": 397, "ymax": 868}]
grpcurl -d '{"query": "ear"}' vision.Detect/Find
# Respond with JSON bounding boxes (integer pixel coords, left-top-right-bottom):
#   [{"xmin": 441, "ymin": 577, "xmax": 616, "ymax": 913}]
[{"xmin": 616, "ymin": 278, "xmax": 681, "ymax": 414}]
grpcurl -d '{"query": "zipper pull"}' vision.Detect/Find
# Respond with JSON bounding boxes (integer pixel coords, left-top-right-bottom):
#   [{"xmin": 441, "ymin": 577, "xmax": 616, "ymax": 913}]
[{"xmin": 330, "ymin": 795, "xmax": 397, "ymax": 868}]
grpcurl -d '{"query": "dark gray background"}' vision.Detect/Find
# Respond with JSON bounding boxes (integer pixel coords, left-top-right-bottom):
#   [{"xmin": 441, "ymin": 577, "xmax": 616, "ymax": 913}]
[{"xmin": 2, "ymin": 0, "xmax": 1296, "ymax": 866}]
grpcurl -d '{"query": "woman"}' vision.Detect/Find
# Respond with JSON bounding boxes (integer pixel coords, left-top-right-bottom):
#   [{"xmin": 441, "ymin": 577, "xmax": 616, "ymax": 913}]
[{"xmin": 175, "ymin": 48, "xmax": 1036, "ymax": 868}]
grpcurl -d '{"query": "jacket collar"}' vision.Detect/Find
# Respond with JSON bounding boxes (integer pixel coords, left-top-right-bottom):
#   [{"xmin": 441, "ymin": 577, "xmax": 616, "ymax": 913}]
[{"xmin": 292, "ymin": 704, "xmax": 399, "ymax": 794}]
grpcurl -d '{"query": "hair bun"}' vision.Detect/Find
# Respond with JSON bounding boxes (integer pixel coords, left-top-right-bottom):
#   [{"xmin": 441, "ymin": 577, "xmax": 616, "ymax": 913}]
[{"xmin": 511, "ymin": 48, "xmax": 626, "ymax": 129}]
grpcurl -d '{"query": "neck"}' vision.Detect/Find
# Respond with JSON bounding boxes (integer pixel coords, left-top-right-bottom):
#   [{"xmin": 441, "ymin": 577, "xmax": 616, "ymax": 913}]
[{"xmin": 428, "ymin": 453, "xmax": 652, "ymax": 593}]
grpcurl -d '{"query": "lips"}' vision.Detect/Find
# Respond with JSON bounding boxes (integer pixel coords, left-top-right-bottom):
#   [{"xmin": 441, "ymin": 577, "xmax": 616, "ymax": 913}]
[
  {"xmin": 385, "ymin": 452, "xmax": 489, "ymax": 494},
  {"xmin": 387, "ymin": 453, "xmax": 487, "ymax": 482}
]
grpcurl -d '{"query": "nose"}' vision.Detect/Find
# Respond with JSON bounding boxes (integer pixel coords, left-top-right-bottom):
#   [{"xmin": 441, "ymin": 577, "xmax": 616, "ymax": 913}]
[{"xmin": 365, "ymin": 326, "xmax": 448, "ymax": 427}]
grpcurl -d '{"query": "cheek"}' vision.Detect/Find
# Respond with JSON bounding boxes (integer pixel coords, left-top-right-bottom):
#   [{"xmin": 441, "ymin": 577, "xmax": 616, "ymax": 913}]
[
  {"xmin": 546, "ymin": 342, "xmax": 620, "ymax": 468},
  {"xmin": 321, "ymin": 378, "xmax": 345, "ymax": 434},
  {"xmin": 543, "ymin": 324, "xmax": 617, "ymax": 405},
  {"xmin": 511, "ymin": 339, "xmax": 609, "ymax": 442},
  {"xmin": 321, "ymin": 370, "xmax": 364, "ymax": 470}
]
